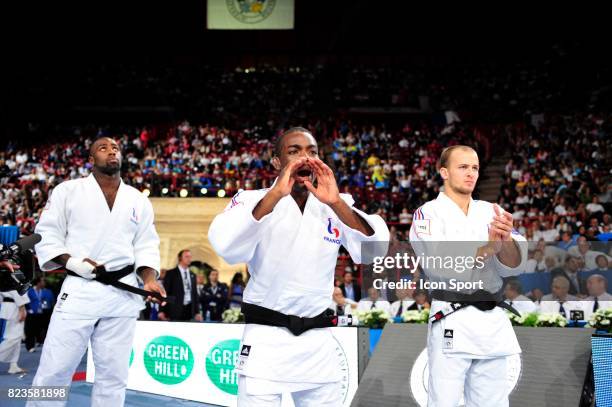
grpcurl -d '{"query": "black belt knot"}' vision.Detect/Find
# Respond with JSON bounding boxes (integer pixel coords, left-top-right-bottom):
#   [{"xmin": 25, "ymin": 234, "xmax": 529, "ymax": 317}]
[
  {"xmin": 66, "ymin": 264, "xmax": 174, "ymax": 304},
  {"xmin": 242, "ymin": 302, "xmax": 337, "ymax": 336}
]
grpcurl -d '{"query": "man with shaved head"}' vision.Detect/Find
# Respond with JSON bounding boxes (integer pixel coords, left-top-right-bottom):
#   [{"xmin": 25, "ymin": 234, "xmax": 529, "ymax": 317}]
[
  {"xmin": 209, "ymin": 127, "xmax": 389, "ymax": 406},
  {"xmin": 28, "ymin": 136, "xmax": 165, "ymax": 407}
]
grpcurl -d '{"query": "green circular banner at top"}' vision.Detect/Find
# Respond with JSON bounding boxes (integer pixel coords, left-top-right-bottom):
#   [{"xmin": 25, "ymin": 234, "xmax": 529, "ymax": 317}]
[
  {"xmin": 205, "ymin": 339, "xmax": 241, "ymax": 395},
  {"xmin": 144, "ymin": 336, "xmax": 194, "ymax": 385}
]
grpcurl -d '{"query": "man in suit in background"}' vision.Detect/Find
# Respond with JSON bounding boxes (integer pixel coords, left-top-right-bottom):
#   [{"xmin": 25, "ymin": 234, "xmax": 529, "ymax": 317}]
[
  {"xmin": 390, "ymin": 287, "xmax": 415, "ymax": 318},
  {"xmin": 582, "ymin": 274, "xmax": 612, "ymax": 318},
  {"xmin": 357, "ymin": 287, "xmax": 391, "ymax": 313},
  {"xmin": 503, "ymin": 279, "xmax": 537, "ymax": 316},
  {"xmin": 539, "ymin": 276, "xmax": 580, "ymax": 318},
  {"xmin": 406, "ymin": 289, "xmax": 430, "ymax": 311},
  {"xmin": 158, "ymin": 249, "xmax": 202, "ymax": 321},
  {"xmin": 551, "ymin": 255, "xmax": 585, "ymax": 295},
  {"xmin": 339, "ymin": 270, "xmax": 361, "ymax": 302}
]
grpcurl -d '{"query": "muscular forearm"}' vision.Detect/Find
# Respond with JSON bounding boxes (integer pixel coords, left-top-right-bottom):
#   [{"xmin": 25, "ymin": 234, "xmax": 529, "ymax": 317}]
[
  {"xmin": 330, "ymin": 199, "xmax": 374, "ymax": 236},
  {"xmin": 496, "ymin": 240, "xmax": 521, "ymax": 268},
  {"xmin": 137, "ymin": 266, "xmax": 157, "ymax": 284},
  {"xmin": 252, "ymin": 188, "xmax": 283, "ymax": 221},
  {"xmin": 51, "ymin": 254, "xmax": 71, "ymax": 268}
]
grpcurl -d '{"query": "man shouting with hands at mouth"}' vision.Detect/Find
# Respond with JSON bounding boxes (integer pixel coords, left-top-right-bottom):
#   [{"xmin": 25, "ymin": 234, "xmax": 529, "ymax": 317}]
[{"xmin": 209, "ymin": 127, "xmax": 389, "ymax": 406}]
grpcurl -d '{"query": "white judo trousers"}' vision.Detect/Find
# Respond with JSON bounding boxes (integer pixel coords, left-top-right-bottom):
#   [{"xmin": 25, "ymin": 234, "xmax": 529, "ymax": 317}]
[
  {"xmin": 29, "ymin": 174, "xmax": 161, "ymax": 407},
  {"xmin": 427, "ymin": 319, "xmax": 508, "ymax": 407},
  {"xmin": 0, "ymin": 291, "xmax": 29, "ymax": 364},
  {"xmin": 237, "ymin": 376, "xmax": 342, "ymax": 407},
  {"xmin": 0, "ymin": 319, "xmax": 23, "ymax": 364},
  {"xmin": 410, "ymin": 192, "xmax": 527, "ymax": 407},
  {"xmin": 27, "ymin": 312, "xmax": 136, "ymax": 407}
]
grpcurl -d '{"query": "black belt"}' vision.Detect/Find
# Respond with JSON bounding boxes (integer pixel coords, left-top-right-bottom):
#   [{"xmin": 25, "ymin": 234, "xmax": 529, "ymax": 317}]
[
  {"xmin": 67, "ymin": 264, "xmax": 174, "ymax": 304},
  {"xmin": 241, "ymin": 302, "xmax": 337, "ymax": 336},
  {"xmin": 1, "ymin": 298, "xmax": 15, "ymax": 303},
  {"xmin": 430, "ymin": 289, "xmax": 520, "ymax": 323}
]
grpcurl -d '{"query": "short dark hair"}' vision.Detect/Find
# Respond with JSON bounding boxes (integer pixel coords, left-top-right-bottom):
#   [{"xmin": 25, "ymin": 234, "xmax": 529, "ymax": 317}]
[
  {"xmin": 274, "ymin": 127, "xmax": 313, "ymax": 156},
  {"xmin": 177, "ymin": 249, "xmax": 190, "ymax": 261},
  {"xmin": 231, "ymin": 272, "xmax": 244, "ymax": 284},
  {"xmin": 89, "ymin": 136, "xmax": 119, "ymax": 157},
  {"xmin": 505, "ymin": 279, "xmax": 522, "ymax": 294}
]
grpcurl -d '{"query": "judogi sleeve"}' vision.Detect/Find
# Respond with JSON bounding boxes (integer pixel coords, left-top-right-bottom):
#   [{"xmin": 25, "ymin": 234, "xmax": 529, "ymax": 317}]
[
  {"xmin": 2, "ymin": 290, "xmax": 29, "ymax": 309},
  {"xmin": 408, "ymin": 204, "xmax": 444, "ymax": 257},
  {"xmin": 338, "ymin": 194, "xmax": 390, "ymax": 264},
  {"xmin": 208, "ymin": 190, "xmax": 271, "ymax": 265},
  {"xmin": 35, "ymin": 184, "xmax": 69, "ymax": 271},
  {"xmin": 133, "ymin": 197, "xmax": 161, "ymax": 278},
  {"xmin": 409, "ymin": 204, "xmax": 469, "ymax": 282},
  {"xmin": 14, "ymin": 291, "xmax": 30, "ymax": 307},
  {"xmin": 492, "ymin": 230, "xmax": 528, "ymax": 277}
]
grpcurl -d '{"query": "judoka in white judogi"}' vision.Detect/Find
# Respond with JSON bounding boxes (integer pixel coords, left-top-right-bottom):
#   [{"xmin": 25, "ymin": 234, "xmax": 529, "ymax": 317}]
[
  {"xmin": 0, "ymin": 290, "xmax": 29, "ymax": 374},
  {"xmin": 28, "ymin": 138, "xmax": 163, "ymax": 407},
  {"xmin": 409, "ymin": 145, "xmax": 527, "ymax": 407},
  {"xmin": 209, "ymin": 128, "xmax": 389, "ymax": 406}
]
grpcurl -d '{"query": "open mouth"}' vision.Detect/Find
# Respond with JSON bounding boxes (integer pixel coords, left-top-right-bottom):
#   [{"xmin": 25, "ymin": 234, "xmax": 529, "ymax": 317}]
[{"xmin": 296, "ymin": 168, "xmax": 312, "ymax": 178}]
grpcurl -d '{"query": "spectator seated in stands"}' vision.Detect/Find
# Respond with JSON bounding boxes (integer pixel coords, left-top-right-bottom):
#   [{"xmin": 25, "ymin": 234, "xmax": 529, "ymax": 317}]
[
  {"xmin": 525, "ymin": 249, "xmax": 546, "ymax": 273},
  {"xmin": 389, "ymin": 287, "xmax": 415, "ymax": 318},
  {"xmin": 583, "ymin": 274, "xmax": 612, "ymax": 317},
  {"xmin": 542, "ymin": 256, "xmax": 559, "ymax": 273},
  {"xmin": 557, "ymin": 230, "xmax": 577, "ymax": 251},
  {"xmin": 406, "ymin": 289, "xmax": 430, "ymax": 311},
  {"xmin": 503, "ymin": 279, "xmax": 537, "ymax": 316},
  {"xmin": 527, "ymin": 288, "xmax": 544, "ymax": 306},
  {"xmin": 593, "ymin": 255, "xmax": 610, "ymax": 273},
  {"xmin": 357, "ymin": 287, "xmax": 391, "ymax": 313},
  {"xmin": 329, "ymin": 287, "xmax": 357, "ymax": 316},
  {"xmin": 568, "ymin": 236, "xmax": 611, "ymax": 270},
  {"xmin": 551, "ymin": 255, "xmax": 585, "ymax": 296},
  {"xmin": 539, "ymin": 276, "xmax": 582, "ymax": 319}
]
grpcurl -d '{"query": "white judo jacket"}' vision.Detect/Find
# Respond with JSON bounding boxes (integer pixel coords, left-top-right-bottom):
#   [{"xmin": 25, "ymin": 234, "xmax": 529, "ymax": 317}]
[
  {"xmin": 34, "ymin": 174, "xmax": 161, "ymax": 318},
  {"xmin": 0, "ymin": 290, "xmax": 29, "ymax": 363},
  {"xmin": 410, "ymin": 192, "xmax": 527, "ymax": 358},
  {"xmin": 0, "ymin": 290, "xmax": 29, "ymax": 323},
  {"xmin": 208, "ymin": 188, "xmax": 389, "ymax": 383}
]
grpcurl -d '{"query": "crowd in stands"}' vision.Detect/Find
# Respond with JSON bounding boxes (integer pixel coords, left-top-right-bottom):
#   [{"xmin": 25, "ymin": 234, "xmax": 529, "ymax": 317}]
[
  {"xmin": 4, "ymin": 114, "xmax": 609, "ymax": 245},
  {"xmin": 0, "ymin": 116, "xmax": 489, "ymax": 242},
  {"xmin": 499, "ymin": 113, "xmax": 611, "ymax": 241},
  {"xmin": 2, "ymin": 58, "xmax": 611, "ymax": 322},
  {"xmin": 497, "ymin": 111, "xmax": 612, "ymax": 297}
]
